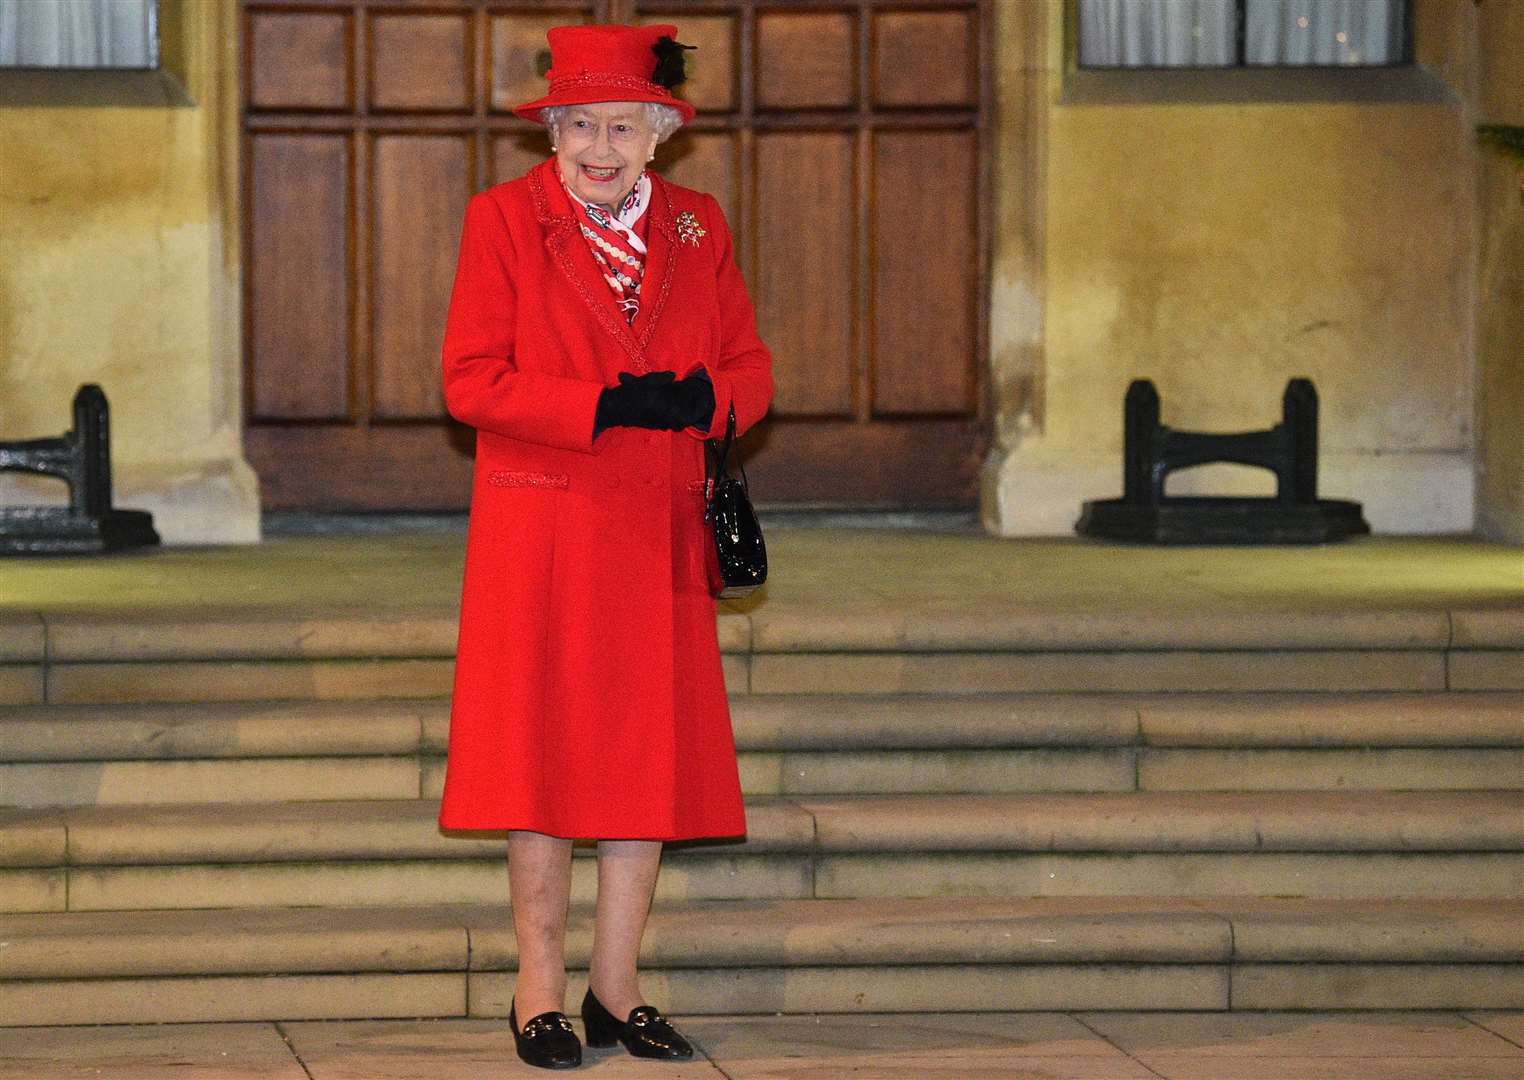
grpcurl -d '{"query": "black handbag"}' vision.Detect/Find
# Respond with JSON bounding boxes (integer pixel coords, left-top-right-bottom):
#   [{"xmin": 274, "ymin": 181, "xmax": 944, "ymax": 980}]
[{"xmin": 704, "ymin": 405, "xmax": 766, "ymax": 598}]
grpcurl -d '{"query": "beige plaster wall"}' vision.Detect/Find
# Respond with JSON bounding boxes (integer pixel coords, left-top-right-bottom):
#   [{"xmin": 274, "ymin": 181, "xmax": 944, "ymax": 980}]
[
  {"xmin": 1473, "ymin": 0, "xmax": 1524, "ymax": 544},
  {"xmin": 985, "ymin": 0, "xmax": 1479, "ymax": 536},
  {"xmin": 0, "ymin": 0, "xmax": 257, "ymax": 543}
]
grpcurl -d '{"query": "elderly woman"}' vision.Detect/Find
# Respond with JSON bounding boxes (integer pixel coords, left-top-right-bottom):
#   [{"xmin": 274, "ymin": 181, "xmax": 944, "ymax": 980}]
[{"xmin": 437, "ymin": 22, "xmax": 772, "ymax": 1072}]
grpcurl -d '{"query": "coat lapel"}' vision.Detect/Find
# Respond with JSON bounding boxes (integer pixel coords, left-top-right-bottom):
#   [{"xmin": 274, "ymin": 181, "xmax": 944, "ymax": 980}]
[
  {"xmin": 633, "ymin": 174, "xmax": 679, "ymax": 350},
  {"xmin": 529, "ymin": 159, "xmax": 647, "ymax": 368}
]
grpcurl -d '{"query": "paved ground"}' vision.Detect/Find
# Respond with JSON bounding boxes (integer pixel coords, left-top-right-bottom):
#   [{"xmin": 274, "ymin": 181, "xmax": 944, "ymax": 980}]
[{"xmin": 0, "ymin": 1012, "xmax": 1520, "ymax": 1078}]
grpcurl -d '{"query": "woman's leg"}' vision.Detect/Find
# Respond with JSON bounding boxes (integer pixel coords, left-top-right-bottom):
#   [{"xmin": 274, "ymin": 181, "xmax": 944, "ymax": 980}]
[
  {"xmin": 508, "ymin": 829, "xmax": 575, "ymax": 1026},
  {"xmin": 587, "ymin": 838, "xmax": 662, "ymax": 1018}
]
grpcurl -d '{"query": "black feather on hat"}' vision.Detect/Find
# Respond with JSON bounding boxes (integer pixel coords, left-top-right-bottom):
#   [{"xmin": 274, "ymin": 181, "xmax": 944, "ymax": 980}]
[{"xmin": 651, "ymin": 36, "xmax": 696, "ymax": 89}]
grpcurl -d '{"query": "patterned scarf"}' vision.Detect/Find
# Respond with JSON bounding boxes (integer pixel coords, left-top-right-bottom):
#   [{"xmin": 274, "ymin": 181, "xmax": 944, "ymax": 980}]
[{"xmin": 560, "ymin": 168, "xmax": 652, "ymax": 325}]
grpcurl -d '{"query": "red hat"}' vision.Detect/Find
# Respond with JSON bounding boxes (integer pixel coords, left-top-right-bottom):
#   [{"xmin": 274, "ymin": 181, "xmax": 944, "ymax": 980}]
[{"xmin": 514, "ymin": 24, "xmax": 696, "ymax": 126}]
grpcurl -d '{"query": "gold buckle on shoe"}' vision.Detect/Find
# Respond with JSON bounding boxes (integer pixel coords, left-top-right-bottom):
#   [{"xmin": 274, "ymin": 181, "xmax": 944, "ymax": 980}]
[
  {"xmin": 524, "ymin": 1014, "xmax": 574, "ymax": 1038},
  {"xmin": 629, "ymin": 1006, "xmax": 663, "ymax": 1028}
]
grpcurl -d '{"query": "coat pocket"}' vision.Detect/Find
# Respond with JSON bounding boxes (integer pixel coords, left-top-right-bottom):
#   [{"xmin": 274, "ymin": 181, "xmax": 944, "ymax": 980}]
[{"xmin": 487, "ymin": 470, "xmax": 569, "ymax": 491}]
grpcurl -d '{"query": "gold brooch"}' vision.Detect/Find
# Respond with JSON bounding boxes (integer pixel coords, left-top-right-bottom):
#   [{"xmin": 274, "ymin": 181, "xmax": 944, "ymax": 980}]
[{"xmin": 675, "ymin": 211, "xmax": 707, "ymax": 247}]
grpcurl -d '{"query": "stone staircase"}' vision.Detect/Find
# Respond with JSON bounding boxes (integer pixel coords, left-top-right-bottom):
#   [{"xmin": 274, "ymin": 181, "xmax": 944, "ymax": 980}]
[{"xmin": 0, "ymin": 604, "xmax": 1520, "ymax": 1025}]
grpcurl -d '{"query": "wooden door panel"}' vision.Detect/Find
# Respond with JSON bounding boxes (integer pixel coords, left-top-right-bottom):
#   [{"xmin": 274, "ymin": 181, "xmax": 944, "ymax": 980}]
[
  {"xmin": 246, "ymin": 425, "xmax": 475, "ymax": 508},
  {"xmin": 872, "ymin": 129, "xmax": 977, "ymax": 416},
  {"xmin": 369, "ymin": 12, "xmax": 474, "ymax": 113},
  {"xmin": 640, "ymin": 13, "xmax": 736, "ymax": 113},
  {"xmin": 756, "ymin": 131, "xmax": 856, "ymax": 418},
  {"xmin": 247, "ymin": 9, "xmax": 351, "ymax": 111},
  {"xmin": 248, "ymin": 133, "xmax": 350, "ymax": 421},
  {"xmin": 493, "ymin": 130, "xmax": 551, "ymax": 187},
  {"xmin": 755, "ymin": 10, "xmax": 856, "ymax": 110},
  {"xmin": 244, "ymin": 0, "xmax": 989, "ymax": 508},
  {"xmin": 490, "ymin": 11, "xmax": 592, "ymax": 114},
  {"xmin": 371, "ymin": 135, "xmax": 472, "ymax": 419},
  {"xmin": 873, "ymin": 9, "xmax": 978, "ymax": 107},
  {"xmin": 656, "ymin": 131, "xmax": 738, "ymax": 228},
  {"xmin": 742, "ymin": 419, "xmax": 985, "ymax": 506}
]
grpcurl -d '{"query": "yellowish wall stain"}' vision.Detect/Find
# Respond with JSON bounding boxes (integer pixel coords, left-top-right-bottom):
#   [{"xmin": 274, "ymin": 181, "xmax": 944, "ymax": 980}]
[
  {"xmin": 0, "ymin": 0, "xmax": 1512, "ymax": 540},
  {"xmin": 1474, "ymin": 0, "xmax": 1524, "ymax": 543},
  {"xmin": 987, "ymin": 0, "xmax": 1498, "ymax": 534},
  {"xmin": 1044, "ymin": 100, "xmax": 1471, "ymax": 454},
  {"xmin": 1, "ymin": 83, "xmax": 215, "ymax": 448},
  {"xmin": 0, "ymin": 0, "xmax": 255, "ymax": 540}
]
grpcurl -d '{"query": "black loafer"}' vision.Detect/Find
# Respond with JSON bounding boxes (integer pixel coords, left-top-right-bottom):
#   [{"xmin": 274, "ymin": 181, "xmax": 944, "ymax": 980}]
[
  {"xmin": 581, "ymin": 987, "xmax": 694, "ymax": 1060},
  {"xmin": 510, "ymin": 1001, "xmax": 582, "ymax": 1070}
]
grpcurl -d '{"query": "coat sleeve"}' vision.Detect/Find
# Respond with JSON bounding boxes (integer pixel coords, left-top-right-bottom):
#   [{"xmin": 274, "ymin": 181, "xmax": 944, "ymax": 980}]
[
  {"xmin": 441, "ymin": 191, "xmax": 605, "ymax": 453},
  {"xmin": 682, "ymin": 193, "xmax": 774, "ymax": 441}
]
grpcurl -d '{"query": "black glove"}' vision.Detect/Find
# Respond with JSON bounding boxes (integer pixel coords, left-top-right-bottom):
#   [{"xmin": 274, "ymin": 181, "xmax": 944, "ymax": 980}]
[
  {"xmin": 671, "ymin": 369, "xmax": 715, "ymax": 431},
  {"xmin": 593, "ymin": 370, "xmax": 715, "ymax": 437}
]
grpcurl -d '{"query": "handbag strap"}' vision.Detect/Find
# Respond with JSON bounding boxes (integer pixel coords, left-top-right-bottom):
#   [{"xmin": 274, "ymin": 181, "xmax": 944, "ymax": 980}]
[
  {"xmin": 707, "ymin": 405, "xmax": 735, "ymax": 471},
  {"xmin": 719, "ymin": 404, "xmax": 737, "ymax": 466},
  {"xmin": 705, "ymin": 405, "xmax": 746, "ymax": 518},
  {"xmin": 719, "ymin": 406, "xmax": 748, "ymax": 488}
]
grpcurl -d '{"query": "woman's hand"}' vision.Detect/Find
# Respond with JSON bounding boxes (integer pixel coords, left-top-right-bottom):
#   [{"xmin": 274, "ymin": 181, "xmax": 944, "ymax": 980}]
[
  {"xmin": 669, "ymin": 370, "xmax": 715, "ymax": 429},
  {"xmin": 594, "ymin": 370, "xmax": 714, "ymax": 436}
]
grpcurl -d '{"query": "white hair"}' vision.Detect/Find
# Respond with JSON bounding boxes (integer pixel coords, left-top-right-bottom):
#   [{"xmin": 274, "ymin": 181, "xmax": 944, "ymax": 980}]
[{"xmin": 541, "ymin": 102, "xmax": 684, "ymax": 144}]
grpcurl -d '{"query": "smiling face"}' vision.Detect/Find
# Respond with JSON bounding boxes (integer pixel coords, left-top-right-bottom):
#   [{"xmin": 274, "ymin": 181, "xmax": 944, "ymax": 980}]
[{"xmin": 552, "ymin": 102, "xmax": 659, "ymax": 210}]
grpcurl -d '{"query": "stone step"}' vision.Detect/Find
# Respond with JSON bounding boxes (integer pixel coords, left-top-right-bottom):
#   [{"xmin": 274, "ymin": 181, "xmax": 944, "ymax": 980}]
[
  {"xmin": 747, "ymin": 651, "xmax": 1467, "ymax": 694},
  {"xmin": 13, "ymin": 605, "xmax": 1521, "ymax": 660},
  {"xmin": 20, "ymin": 650, "xmax": 1517, "ymax": 704},
  {"xmin": 0, "ymin": 897, "xmax": 1516, "ymax": 1024},
  {"xmin": 4, "ymin": 607, "xmax": 1519, "ymax": 704},
  {"xmin": 2, "ymin": 744, "xmax": 1518, "ymax": 807},
  {"xmin": 11, "ymin": 692, "xmax": 1522, "ymax": 758},
  {"xmin": 19, "ymin": 647, "xmax": 1517, "ymax": 704},
  {"xmin": 2, "ymin": 694, "xmax": 1518, "ymax": 806},
  {"xmin": 2, "ymin": 791, "xmax": 1518, "ymax": 913},
  {"xmin": 747, "ymin": 606, "xmax": 1524, "ymax": 655}
]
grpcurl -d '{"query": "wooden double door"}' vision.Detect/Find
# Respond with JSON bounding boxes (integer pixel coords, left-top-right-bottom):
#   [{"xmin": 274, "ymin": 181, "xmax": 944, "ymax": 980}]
[{"xmin": 242, "ymin": 0, "xmax": 990, "ymax": 508}]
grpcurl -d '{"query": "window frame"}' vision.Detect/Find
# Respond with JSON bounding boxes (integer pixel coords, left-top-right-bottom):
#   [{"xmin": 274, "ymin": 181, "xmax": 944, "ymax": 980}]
[
  {"xmin": 0, "ymin": 0, "xmax": 189, "ymax": 106},
  {"xmin": 1066, "ymin": 0, "xmax": 1415, "ymax": 73},
  {"xmin": 1059, "ymin": 0, "xmax": 1452, "ymax": 107},
  {"xmin": 0, "ymin": 0, "xmax": 160, "ymax": 72}
]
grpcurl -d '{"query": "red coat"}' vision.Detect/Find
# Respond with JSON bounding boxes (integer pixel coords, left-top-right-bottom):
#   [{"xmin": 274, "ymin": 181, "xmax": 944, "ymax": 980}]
[{"xmin": 437, "ymin": 157, "xmax": 772, "ymax": 840}]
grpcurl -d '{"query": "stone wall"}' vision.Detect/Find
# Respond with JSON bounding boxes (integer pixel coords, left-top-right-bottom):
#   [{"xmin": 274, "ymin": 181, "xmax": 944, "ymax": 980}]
[
  {"xmin": 0, "ymin": 0, "xmax": 257, "ymax": 543},
  {"xmin": 0, "ymin": 0, "xmax": 1508, "ymax": 544},
  {"xmin": 984, "ymin": 0, "xmax": 1485, "ymax": 537},
  {"xmin": 1474, "ymin": 0, "xmax": 1523, "ymax": 544}
]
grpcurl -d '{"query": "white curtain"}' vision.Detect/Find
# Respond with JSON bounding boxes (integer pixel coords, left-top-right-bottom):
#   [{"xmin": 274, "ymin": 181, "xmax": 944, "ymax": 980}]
[
  {"xmin": 1245, "ymin": 0, "xmax": 1404, "ymax": 66},
  {"xmin": 1080, "ymin": 0, "xmax": 1405, "ymax": 68},
  {"xmin": 1080, "ymin": 0, "xmax": 1237, "ymax": 67},
  {"xmin": 0, "ymin": 0, "xmax": 157, "ymax": 69}
]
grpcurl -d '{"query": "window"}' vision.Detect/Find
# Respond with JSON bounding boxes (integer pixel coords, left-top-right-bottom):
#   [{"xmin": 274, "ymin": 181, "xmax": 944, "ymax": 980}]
[
  {"xmin": 1079, "ymin": 0, "xmax": 1410, "ymax": 69},
  {"xmin": 0, "ymin": 0, "xmax": 158, "ymax": 70}
]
